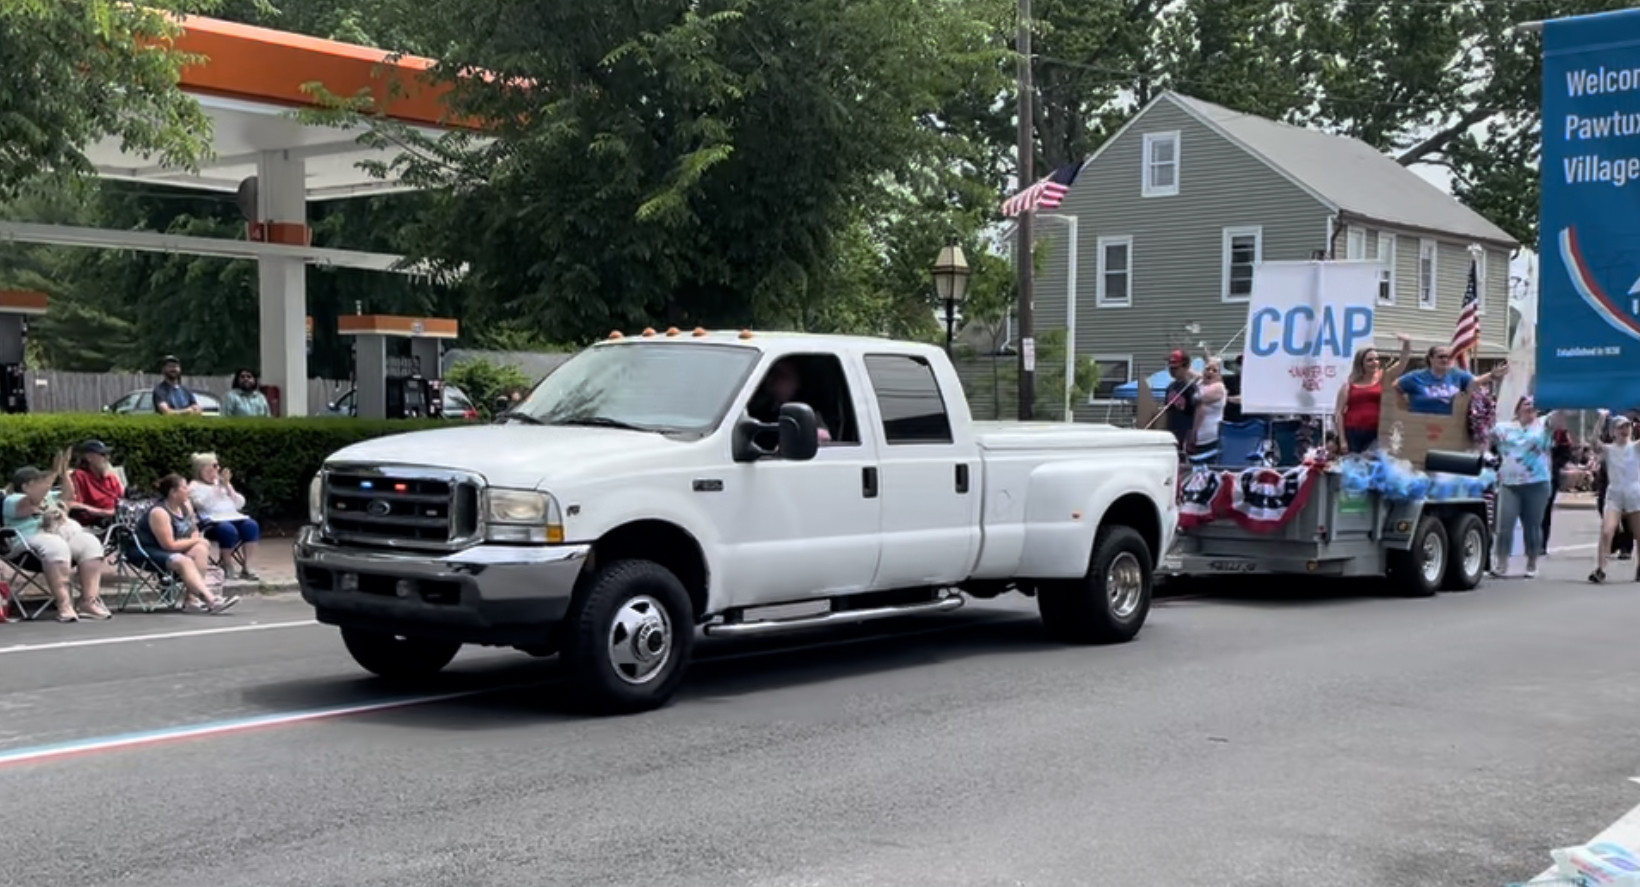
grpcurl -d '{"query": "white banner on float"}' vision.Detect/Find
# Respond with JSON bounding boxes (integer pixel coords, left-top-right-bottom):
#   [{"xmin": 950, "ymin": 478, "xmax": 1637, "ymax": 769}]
[{"xmin": 1240, "ymin": 260, "xmax": 1379, "ymax": 415}]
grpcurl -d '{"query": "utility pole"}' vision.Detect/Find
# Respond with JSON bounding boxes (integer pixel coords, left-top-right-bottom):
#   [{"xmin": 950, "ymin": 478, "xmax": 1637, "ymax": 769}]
[{"xmin": 1014, "ymin": 0, "xmax": 1035, "ymax": 421}]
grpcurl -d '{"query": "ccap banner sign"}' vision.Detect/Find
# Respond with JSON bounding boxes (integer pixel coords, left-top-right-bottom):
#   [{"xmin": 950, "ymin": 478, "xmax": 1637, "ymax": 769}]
[{"xmin": 1240, "ymin": 260, "xmax": 1378, "ymax": 416}]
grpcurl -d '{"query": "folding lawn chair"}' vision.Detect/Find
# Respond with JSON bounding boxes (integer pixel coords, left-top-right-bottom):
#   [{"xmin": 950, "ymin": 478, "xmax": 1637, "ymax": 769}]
[
  {"xmin": 0, "ymin": 526, "xmax": 60, "ymax": 621},
  {"xmin": 107, "ymin": 497, "xmax": 185, "ymax": 613}
]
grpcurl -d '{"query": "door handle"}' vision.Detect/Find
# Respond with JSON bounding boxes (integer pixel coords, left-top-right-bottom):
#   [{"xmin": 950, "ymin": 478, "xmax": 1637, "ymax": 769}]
[
  {"xmin": 955, "ymin": 463, "xmax": 970, "ymax": 494},
  {"xmin": 862, "ymin": 467, "xmax": 879, "ymax": 499}
]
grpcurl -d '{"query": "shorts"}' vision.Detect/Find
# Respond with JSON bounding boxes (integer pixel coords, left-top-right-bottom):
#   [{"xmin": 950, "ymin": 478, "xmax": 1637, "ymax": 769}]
[
  {"xmin": 1606, "ymin": 485, "xmax": 1640, "ymax": 516},
  {"xmin": 27, "ymin": 529, "xmax": 103, "ymax": 565}
]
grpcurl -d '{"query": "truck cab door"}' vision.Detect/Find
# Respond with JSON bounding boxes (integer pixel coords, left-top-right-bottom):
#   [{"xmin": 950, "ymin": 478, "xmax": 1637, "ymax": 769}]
[
  {"xmin": 717, "ymin": 353, "xmax": 883, "ymax": 609},
  {"xmin": 858, "ymin": 353, "xmax": 981, "ymax": 589}
]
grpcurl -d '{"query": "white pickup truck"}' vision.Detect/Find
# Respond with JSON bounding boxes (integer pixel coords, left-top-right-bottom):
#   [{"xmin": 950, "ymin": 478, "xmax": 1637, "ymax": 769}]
[{"xmin": 296, "ymin": 331, "xmax": 1179, "ymax": 713}]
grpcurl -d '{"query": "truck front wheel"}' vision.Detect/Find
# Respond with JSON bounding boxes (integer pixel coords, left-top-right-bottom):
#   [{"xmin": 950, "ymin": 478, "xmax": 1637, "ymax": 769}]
[
  {"xmin": 1038, "ymin": 525, "xmax": 1153, "ymax": 645},
  {"xmin": 562, "ymin": 559, "xmax": 695, "ymax": 715},
  {"xmin": 340, "ymin": 628, "xmax": 461, "ymax": 681}
]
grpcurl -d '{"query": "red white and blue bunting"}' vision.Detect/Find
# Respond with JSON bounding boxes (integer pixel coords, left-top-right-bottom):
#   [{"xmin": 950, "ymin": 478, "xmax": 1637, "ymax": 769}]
[{"xmin": 1177, "ymin": 464, "xmax": 1320, "ymax": 534}]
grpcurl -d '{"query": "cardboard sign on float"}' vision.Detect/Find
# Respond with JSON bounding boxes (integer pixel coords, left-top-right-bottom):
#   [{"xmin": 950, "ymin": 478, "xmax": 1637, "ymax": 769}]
[{"xmin": 1376, "ymin": 366, "xmax": 1473, "ymax": 469}]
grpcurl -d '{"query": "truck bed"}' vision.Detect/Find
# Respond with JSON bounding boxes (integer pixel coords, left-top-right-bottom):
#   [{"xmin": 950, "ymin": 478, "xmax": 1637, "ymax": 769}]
[{"xmin": 972, "ymin": 421, "xmax": 1176, "ymax": 452}]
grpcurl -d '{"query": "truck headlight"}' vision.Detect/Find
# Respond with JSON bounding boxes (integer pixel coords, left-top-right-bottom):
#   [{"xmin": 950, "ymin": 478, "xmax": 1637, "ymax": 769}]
[
  {"xmin": 308, "ymin": 474, "xmax": 324, "ymax": 525},
  {"xmin": 483, "ymin": 489, "xmax": 565, "ymax": 544}
]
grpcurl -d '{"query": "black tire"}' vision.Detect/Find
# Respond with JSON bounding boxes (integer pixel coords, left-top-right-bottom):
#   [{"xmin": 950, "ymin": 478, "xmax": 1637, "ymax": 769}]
[
  {"xmin": 340, "ymin": 628, "xmax": 460, "ymax": 681},
  {"xmin": 1388, "ymin": 515, "xmax": 1447, "ymax": 598},
  {"xmin": 1038, "ymin": 525, "xmax": 1153, "ymax": 644},
  {"xmin": 1441, "ymin": 512, "xmax": 1488, "ymax": 592},
  {"xmin": 562, "ymin": 559, "xmax": 695, "ymax": 715}
]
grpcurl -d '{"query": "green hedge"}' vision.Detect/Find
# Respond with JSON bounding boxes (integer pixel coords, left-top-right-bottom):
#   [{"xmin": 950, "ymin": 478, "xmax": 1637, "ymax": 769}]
[{"xmin": 0, "ymin": 415, "xmax": 443, "ymax": 523}]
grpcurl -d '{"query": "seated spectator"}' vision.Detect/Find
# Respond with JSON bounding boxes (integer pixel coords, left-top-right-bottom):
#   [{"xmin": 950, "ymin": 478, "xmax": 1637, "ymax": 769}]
[
  {"xmin": 188, "ymin": 452, "xmax": 260, "ymax": 580},
  {"xmin": 153, "ymin": 354, "xmax": 201, "ymax": 415},
  {"xmin": 223, "ymin": 368, "xmax": 270, "ymax": 417},
  {"xmin": 68, "ymin": 439, "xmax": 124, "ymax": 528},
  {"xmin": 4, "ymin": 450, "xmax": 110, "ymax": 621},
  {"xmin": 127, "ymin": 474, "xmax": 238, "ymax": 613}
]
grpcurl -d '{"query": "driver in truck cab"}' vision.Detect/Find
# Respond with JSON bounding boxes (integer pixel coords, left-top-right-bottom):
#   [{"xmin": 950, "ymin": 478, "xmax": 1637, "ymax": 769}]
[{"xmin": 748, "ymin": 357, "xmax": 833, "ymax": 446}]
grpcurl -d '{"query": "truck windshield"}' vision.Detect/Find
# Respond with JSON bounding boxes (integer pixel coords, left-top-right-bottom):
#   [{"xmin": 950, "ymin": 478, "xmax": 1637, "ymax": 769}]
[{"xmin": 508, "ymin": 342, "xmax": 759, "ymax": 435}]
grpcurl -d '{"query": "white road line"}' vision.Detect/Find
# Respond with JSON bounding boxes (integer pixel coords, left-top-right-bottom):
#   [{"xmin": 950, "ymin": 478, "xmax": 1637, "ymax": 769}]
[
  {"xmin": 1531, "ymin": 784, "xmax": 1640, "ymax": 882},
  {"xmin": 1548, "ymin": 543, "xmax": 1597, "ymax": 554},
  {"xmin": 0, "ymin": 619, "xmax": 320, "ymax": 655}
]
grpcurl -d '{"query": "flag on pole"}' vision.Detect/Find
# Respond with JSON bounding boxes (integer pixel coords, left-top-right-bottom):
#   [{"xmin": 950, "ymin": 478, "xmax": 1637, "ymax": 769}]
[
  {"xmin": 1000, "ymin": 163, "xmax": 1081, "ymax": 217},
  {"xmin": 1451, "ymin": 254, "xmax": 1481, "ymax": 370}
]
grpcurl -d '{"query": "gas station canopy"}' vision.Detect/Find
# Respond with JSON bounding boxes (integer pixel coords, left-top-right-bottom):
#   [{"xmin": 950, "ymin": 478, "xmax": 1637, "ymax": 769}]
[{"xmin": 84, "ymin": 15, "xmax": 476, "ymax": 201}]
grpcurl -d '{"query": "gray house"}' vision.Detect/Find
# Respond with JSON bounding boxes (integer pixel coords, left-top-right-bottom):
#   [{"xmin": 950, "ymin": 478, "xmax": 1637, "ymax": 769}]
[{"xmin": 1027, "ymin": 91, "xmax": 1520, "ymax": 421}]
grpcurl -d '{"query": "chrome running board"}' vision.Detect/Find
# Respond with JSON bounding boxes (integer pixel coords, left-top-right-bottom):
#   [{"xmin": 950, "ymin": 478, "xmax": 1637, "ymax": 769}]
[{"xmin": 703, "ymin": 594, "xmax": 965, "ymax": 638}]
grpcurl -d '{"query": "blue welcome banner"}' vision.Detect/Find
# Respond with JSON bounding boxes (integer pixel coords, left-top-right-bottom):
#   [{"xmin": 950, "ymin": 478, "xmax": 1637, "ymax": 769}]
[{"xmin": 1539, "ymin": 9, "xmax": 1640, "ymax": 409}]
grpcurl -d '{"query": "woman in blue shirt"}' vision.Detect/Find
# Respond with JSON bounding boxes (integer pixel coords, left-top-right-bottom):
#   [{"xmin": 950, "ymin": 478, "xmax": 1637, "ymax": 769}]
[
  {"xmin": 1394, "ymin": 345, "xmax": 1509, "ymax": 415},
  {"xmin": 1489, "ymin": 396, "xmax": 1554, "ymax": 579}
]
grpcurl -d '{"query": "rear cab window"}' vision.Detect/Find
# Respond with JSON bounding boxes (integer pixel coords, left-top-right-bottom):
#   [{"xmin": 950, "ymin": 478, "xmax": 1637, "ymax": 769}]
[{"xmin": 862, "ymin": 354, "xmax": 954, "ymax": 445}]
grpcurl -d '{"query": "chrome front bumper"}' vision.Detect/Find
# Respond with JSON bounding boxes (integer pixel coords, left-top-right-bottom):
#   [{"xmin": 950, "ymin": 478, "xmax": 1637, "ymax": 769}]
[{"xmin": 294, "ymin": 525, "xmax": 590, "ymax": 646}]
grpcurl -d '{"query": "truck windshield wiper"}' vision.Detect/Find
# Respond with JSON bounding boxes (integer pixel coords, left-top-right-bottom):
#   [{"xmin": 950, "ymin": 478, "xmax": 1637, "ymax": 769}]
[
  {"xmin": 496, "ymin": 411, "xmax": 544, "ymax": 425},
  {"xmin": 549, "ymin": 416, "xmax": 660, "ymax": 433}
]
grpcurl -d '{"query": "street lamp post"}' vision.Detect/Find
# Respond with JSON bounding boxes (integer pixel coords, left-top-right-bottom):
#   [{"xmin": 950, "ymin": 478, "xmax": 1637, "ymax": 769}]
[{"xmin": 933, "ymin": 244, "xmax": 972, "ymax": 355}]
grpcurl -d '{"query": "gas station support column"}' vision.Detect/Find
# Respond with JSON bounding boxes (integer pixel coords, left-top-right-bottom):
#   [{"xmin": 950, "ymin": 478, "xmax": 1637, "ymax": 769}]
[{"xmin": 255, "ymin": 150, "xmax": 309, "ymax": 418}]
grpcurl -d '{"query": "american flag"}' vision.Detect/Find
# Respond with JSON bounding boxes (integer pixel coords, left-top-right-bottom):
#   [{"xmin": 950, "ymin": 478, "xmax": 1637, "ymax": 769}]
[
  {"xmin": 1451, "ymin": 255, "xmax": 1480, "ymax": 370},
  {"xmin": 1000, "ymin": 163, "xmax": 1081, "ymax": 217}
]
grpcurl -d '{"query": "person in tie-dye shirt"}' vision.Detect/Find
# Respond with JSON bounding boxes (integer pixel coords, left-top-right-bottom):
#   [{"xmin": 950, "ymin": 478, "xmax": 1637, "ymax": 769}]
[{"xmin": 1489, "ymin": 396, "xmax": 1554, "ymax": 579}]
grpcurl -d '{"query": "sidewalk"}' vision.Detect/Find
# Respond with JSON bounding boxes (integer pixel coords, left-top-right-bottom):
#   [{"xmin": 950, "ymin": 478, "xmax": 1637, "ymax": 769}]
[{"xmin": 229, "ymin": 533, "xmax": 296, "ymax": 593}]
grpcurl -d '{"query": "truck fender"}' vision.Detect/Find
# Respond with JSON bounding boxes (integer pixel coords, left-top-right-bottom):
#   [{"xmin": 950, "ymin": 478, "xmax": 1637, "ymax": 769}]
[{"xmin": 1017, "ymin": 460, "xmax": 1168, "ymax": 579}]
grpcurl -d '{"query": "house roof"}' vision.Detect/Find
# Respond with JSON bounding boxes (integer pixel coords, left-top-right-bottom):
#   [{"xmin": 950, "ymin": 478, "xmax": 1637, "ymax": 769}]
[{"xmin": 1161, "ymin": 93, "xmax": 1519, "ymax": 249}]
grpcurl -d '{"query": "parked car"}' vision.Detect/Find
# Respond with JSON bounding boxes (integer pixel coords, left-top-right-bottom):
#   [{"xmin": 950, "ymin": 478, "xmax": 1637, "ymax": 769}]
[
  {"xmin": 319, "ymin": 383, "xmax": 480, "ymax": 420},
  {"xmin": 105, "ymin": 389, "xmax": 223, "ymax": 416},
  {"xmin": 296, "ymin": 331, "xmax": 1179, "ymax": 714}
]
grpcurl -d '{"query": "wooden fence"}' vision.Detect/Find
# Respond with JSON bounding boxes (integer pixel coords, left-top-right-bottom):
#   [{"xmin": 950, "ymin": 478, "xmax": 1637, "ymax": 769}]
[{"xmin": 22, "ymin": 370, "xmax": 351, "ymax": 415}]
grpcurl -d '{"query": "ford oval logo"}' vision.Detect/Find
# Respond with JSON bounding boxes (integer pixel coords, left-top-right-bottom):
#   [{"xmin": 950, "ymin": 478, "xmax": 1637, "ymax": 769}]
[{"xmin": 366, "ymin": 499, "xmax": 392, "ymax": 517}]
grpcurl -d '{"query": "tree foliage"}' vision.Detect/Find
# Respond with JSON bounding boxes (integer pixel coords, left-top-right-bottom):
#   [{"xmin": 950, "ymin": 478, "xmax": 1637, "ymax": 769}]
[{"xmin": 0, "ymin": 0, "xmax": 231, "ymax": 199}]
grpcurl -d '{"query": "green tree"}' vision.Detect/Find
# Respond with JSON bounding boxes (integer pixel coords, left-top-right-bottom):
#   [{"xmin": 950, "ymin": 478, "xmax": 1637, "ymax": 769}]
[
  {"xmin": 318, "ymin": 0, "xmax": 1010, "ymax": 343},
  {"xmin": 444, "ymin": 357, "xmax": 532, "ymax": 419},
  {"xmin": 0, "ymin": 0, "xmax": 230, "ymax": 199}
]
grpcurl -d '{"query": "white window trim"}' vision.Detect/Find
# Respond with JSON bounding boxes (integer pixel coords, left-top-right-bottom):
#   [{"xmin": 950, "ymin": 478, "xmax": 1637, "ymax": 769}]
[
  {"xmin": 1141, "ymin": 131, "xmax": 1180, "ymax": 198},
  {"xmin": 1087, "ymin": 354, "xmax": 1135, "ymax": 405},
  {"xmin": 1221, "ymin": 225, "xmax": 1263, "ymax": 303},
  {"xmin": 1473, "ymin": 250, "xmax": 1488, "ymax": 316},
  {"xmin": 1345, "ymin": 228, "xmax": 1367, "ymax": 261},
  {"xmin": 1418, "ymin": 238, "xmax": 1438, "ymax": 310},
  {"xmin": 1095, "ymin": 235, "xmax": 1133, "ymax": 308},
  {"xmin": 1377, "ymin": 233, "xmax": 1397, "ymax": 306}
]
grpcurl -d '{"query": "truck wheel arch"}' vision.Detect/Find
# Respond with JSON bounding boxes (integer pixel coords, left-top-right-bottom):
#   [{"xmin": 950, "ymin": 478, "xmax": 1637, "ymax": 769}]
[
  {"xmin": 583, "ymin": 520, "xmax": 709, "ymax": 622},
  {"xmin": 1095, "ymin": 493, "xmax": 1163, "ymax": 570}
]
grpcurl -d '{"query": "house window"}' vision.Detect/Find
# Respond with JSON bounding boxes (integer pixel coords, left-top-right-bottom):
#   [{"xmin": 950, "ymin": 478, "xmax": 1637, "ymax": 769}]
[
  {"xmin": 1096, "ymin": 236, "xmax": 1132, "ymax": 307},
  {"xmin": 1221, "ymin": 226, "xmax": 1262, "ymax": 302},
  {"xmin": 1377, "ymin": 233, "xmax": 1397, "ymax": 305},
  {"xmin": 1418, "ymin": 239, "xmax": 1438, "ymax": 309},
  {"xmin": 1345, "ymin": 228, "xmax": 1367, "ymax": 261},
  {"xmin": 1141, "ymin": 131, "xmax": 1180, "ymax": 198},
  {"xmin": 1088, "ymin": 355, "xmax": 1133, "ymax": 404}
]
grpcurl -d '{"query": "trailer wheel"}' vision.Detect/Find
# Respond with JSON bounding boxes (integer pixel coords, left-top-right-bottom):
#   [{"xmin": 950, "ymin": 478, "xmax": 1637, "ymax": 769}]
[
  {"xmin": 1441, "ymin": 512, "xmax": 1488, "ymax": 592},
  {"xmin": 1039, "ymin": 526, "xmax": 1152, "ymax": 644},
  {"xmin": 1388, "ymin": 515, "xmax": 1447, "ymax": 598}
]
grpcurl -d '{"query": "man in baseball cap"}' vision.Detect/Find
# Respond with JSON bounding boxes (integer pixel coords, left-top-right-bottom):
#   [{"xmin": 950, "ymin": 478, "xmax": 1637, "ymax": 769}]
[
  {"xmin": 153, "ymin": 354, "xmax": 201, "ymax": 415},
  {"xmin": 69, "ymin": 440, "xmax": 124, "ymax": 527},
  {"xmin": 1163, "ymin": 349, "xmax": 1200, "ymax": 454}
]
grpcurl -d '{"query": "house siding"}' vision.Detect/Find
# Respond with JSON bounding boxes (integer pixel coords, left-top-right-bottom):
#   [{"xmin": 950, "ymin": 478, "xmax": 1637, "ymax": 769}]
[
  {"xmin": 1028, "ymin": 98, "xmax": 1335, "ymax": 423},
  {"xmin": 1343, "ymin": 224, "xmax": 1511, "ymax": 359}
]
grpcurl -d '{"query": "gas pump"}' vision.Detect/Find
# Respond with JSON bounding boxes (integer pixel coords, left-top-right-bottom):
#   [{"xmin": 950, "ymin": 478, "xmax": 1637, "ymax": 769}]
[
  {"xmin": 0, "ymin": 291, "xmax": 46, "ymax": 414},
  {"xmin": 337, "ymin": 314, "xmax": 460, "ymax": 420}
]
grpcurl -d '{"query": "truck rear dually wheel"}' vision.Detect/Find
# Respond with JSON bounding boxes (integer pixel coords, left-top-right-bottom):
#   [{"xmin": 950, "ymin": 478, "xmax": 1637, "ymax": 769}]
[
  {"xmin": 1038, "ymin": 525, "xmax": 1152, "ymax": 645},
  {"xmin": 562, "ymin": 559, "xmax": 695, "ymax": 715},
  {"xmin": 340, "ymin": 628, "xmax": 461, "ymax": 681}
]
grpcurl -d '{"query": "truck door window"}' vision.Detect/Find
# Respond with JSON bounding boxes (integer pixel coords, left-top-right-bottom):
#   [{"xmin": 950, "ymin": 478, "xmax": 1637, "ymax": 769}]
[
  {"xmin": 863, "ymin": 355, "xmax": 953, "ymax": 445},
  {"xmin": 748, "ymin": 354, "xmax": 860, "ymax": 445}
]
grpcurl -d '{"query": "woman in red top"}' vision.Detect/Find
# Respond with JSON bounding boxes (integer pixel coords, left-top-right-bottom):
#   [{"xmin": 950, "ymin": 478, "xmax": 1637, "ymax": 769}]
[
  {"xmin": 1334, "ymin": 333, "xmax": 1412, "ymax": 455},
  {"xmin": 68, "ymin": 439, "xmax": 124, "ymax": 528}
]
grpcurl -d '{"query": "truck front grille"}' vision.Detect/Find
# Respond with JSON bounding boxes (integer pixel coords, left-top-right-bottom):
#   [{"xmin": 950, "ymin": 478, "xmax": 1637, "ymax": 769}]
[{"xmin": 323, "ymin": 468, "xmax": 480, "ymax": 550}]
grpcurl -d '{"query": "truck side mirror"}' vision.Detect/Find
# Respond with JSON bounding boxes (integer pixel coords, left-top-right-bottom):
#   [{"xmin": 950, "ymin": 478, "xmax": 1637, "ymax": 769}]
[{"xmin": 731, "ymin": 402, "xmax": 821, "ymax": 463}]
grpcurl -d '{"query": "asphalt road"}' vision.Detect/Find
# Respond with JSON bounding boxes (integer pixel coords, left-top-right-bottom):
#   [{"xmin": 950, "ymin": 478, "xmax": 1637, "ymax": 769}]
[{"xmin": 2, "ymin": 509, "xmax": 1636, "ymax": 887}]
